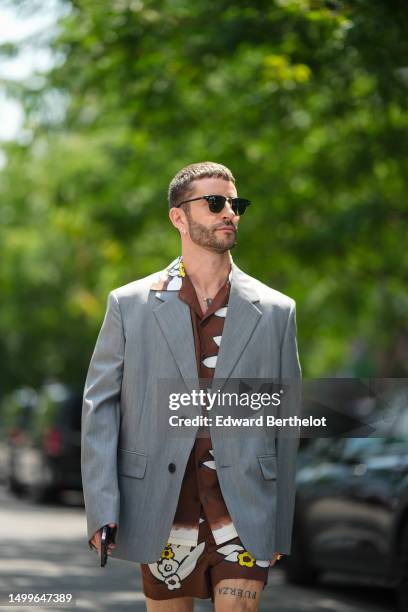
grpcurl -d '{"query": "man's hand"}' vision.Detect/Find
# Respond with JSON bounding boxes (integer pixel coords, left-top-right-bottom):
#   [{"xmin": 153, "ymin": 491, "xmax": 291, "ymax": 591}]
[
  {"xmin": 269, "ymin": 552, "xmax": 282, "ymax": 566},
  {"xmin": 90, "ymin": 523, "xmax": 117, "ymax": 556}
]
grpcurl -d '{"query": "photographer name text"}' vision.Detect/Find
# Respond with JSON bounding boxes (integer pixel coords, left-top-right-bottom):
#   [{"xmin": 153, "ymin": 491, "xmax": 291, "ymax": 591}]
[{"xmin": 168, "ymin": 415, "xmax": 327, "ymax": 428}]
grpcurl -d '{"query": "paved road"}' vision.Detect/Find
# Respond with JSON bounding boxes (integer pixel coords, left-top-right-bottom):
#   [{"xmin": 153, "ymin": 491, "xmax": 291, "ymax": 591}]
[{"xmin": 0, "ymin": 485, "xmax": 397, "ymax": 611}]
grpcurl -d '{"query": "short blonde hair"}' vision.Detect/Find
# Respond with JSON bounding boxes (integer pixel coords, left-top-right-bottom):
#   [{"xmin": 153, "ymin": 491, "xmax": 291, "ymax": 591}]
[{"xmin": 168, "ymin": 161, "xmax": 235, "ymax": 209}]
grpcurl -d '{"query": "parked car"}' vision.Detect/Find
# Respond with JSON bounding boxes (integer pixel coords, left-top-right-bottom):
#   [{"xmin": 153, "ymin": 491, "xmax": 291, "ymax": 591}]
[
  {"xmin": 282, "ymin": 401, "xmax": 408, "ymax": 610},
  {"xmin": 5, "ymin": 382, "xmax": 82, "ymax": 502}
]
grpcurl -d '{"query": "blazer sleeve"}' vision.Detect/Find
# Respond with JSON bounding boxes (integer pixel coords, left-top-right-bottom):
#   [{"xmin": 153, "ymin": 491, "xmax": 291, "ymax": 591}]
[
  {"xmin": 81, "ymin": 290, "xmax": 124, "ymax": 546},
  {"xmin": 275, "ymin": 299, "xmax": 302, "ymax": 555}
]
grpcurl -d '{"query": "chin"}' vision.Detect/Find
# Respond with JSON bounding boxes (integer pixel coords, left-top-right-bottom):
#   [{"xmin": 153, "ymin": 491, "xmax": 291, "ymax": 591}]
[{"xmin": 216, "ymin": 245, "xmax": 234, "ymax": 254}]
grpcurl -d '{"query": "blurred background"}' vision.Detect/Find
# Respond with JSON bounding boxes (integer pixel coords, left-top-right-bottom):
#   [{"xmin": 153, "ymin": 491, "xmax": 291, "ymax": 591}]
[{"xmin": 0, "ymin": 0, "xmax": 407, "ymax": 610}]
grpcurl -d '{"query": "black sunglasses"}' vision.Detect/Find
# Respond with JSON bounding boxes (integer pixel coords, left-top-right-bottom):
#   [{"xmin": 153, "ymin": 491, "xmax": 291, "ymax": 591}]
[{"xmin": 175, "ymin": 194, "xmax": 251, "ymax": 216}]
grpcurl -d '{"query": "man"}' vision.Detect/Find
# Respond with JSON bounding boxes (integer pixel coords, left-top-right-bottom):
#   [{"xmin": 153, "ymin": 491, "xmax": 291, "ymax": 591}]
[{"xmin": 81, "ymin": 161, "xmax": 302, "ymax": 611}]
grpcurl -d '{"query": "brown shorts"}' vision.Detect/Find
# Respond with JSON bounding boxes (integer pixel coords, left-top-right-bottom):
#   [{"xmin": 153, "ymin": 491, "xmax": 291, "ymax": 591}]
[{"xmin": 141, "ymin": 518, "xmax": 269, "ymax": 602}]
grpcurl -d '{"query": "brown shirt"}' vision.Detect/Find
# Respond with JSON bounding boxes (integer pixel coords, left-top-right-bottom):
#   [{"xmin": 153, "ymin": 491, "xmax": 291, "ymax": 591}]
[{"xmin": 167, "ymin": 269, "xmax": 239, "ymax": 547}]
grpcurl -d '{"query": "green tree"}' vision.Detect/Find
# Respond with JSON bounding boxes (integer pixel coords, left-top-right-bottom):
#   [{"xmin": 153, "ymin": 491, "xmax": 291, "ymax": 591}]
[{"xmin": 1, "ymin": 0, "xmax": 407, "ymax": 395}]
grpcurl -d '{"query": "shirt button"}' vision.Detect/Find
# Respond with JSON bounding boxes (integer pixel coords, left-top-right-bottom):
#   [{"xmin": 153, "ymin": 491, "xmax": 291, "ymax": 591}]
[{"xmin": 168, "ymin": 463, "xmax": 176, "ymax": 473}]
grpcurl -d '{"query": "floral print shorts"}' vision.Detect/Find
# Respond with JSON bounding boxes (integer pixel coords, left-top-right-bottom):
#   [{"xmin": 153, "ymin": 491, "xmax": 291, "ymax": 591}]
[{"xmin": 140, "ymin": 518, "xmax": 269, "ymax": 601}]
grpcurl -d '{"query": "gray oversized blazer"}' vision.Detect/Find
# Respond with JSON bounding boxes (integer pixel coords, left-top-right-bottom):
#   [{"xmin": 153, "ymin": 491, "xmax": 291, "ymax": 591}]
[{"xmin": 81, "ymin": 258, "xmax": 302, "ymax": 563}]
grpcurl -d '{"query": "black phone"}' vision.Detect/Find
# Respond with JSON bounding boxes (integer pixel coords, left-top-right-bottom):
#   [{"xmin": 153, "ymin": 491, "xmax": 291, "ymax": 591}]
[{"xmin": 100, "ymin": 525, "xmax": 117, "ymax": 567}]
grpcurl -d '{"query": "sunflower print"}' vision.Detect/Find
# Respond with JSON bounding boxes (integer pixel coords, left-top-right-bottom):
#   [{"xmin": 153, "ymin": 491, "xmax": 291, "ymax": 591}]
[
  {"xmin": 161, "ymin": 544, "xmax": 174, "ymax": 560},
  {"xmin": 216, "ymin": 543, "xmax": 269, "ymax": 568},
  {"xmin": 238, "ymin": 550, "xmax": 255, "ymax": 567},
  {"xmin": 148, "ymin": 541, "xmax": 206, "ymax": 591}
]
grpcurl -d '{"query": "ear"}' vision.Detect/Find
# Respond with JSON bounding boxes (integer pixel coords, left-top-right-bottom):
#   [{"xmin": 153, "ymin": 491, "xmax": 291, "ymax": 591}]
[{"xmin": 169, "ymin": 207, "xmax": 186, "ymax": 234}]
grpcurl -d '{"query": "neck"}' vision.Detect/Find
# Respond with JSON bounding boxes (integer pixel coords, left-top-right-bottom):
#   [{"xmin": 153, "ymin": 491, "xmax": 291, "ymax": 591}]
[{"xmin": 181, "ymin": 245, "xmax": 232, "ymax": 297}]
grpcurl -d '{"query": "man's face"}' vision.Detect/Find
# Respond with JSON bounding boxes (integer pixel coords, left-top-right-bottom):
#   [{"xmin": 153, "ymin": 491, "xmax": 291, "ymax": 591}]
[{"xmin": 182, "ymin": 177, "xmax": 239, "ymax": 253}]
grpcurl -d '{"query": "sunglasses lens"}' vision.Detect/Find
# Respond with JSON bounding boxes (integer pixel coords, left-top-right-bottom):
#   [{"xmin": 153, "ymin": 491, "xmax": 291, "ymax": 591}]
[
  {"xmin": 232, "ymin": 198, "xmax": 250, "ymax": 215},
  {"xmin": 206, "ymin": 195, "xmax": 251, "ymax": 215},
  {"xmin": 207, "ymin": 195, "xmax": 226, "ymax": 213}
]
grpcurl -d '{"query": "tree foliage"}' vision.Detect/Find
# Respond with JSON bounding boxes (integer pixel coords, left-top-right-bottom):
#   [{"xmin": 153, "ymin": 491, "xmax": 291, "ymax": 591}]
[{"xmin": 1, "ymin": 0, "xmax": 407, "ymax": 394}]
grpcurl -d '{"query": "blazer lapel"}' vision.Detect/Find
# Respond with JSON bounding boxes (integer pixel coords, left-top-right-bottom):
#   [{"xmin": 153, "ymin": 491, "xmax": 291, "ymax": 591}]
[
  {"xmin": 152, "ymin": 290, "xmax": 199, "ymax": 395},
  {"xmin": 211, "ymin": 262, "xmax": 262, "ymax": 391}
]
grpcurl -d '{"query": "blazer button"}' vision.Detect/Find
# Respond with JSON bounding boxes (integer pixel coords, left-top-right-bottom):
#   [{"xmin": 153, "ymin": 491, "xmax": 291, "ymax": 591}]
[{"xmin": 168, "ymin": 462, "xmax": 176, "ymax": 473}]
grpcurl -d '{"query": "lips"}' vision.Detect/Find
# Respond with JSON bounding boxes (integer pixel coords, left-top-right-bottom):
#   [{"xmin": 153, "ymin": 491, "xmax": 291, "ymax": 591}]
[{"xmin": 217, "ymin": 226, "xmax": 236, "ymax": 233}]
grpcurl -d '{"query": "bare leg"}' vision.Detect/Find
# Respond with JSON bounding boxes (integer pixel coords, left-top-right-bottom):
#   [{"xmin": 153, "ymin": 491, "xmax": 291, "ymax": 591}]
[
  {"xmin": 214, "ymin": 578, "xmax": 264, "ymax": 612},
  {"xmin": 145, "ymin": 596, "xmax": 194, "ymax": 612}
]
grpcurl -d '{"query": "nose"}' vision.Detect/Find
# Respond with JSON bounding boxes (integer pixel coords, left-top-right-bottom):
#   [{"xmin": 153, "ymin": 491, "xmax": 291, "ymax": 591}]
[{"xmin": 223, "ymin": 199, "xmax": 239, "ymax": 219}]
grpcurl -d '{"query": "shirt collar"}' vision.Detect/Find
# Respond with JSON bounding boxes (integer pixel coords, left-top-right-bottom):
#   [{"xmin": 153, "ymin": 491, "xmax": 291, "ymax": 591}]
[{"xmin": 150, "ymin": 254, "xmax": 233, "ymax": 293}]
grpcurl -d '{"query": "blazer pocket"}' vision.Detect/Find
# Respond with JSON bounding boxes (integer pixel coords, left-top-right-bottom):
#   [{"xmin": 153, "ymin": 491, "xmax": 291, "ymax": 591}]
[
  {"xmin": 258, "ymin": 454, "xmax": 277, "ymax": 480},
  {"xmin": 117, "ymin": 448, "xmax": 148, "ymax": 479}
]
